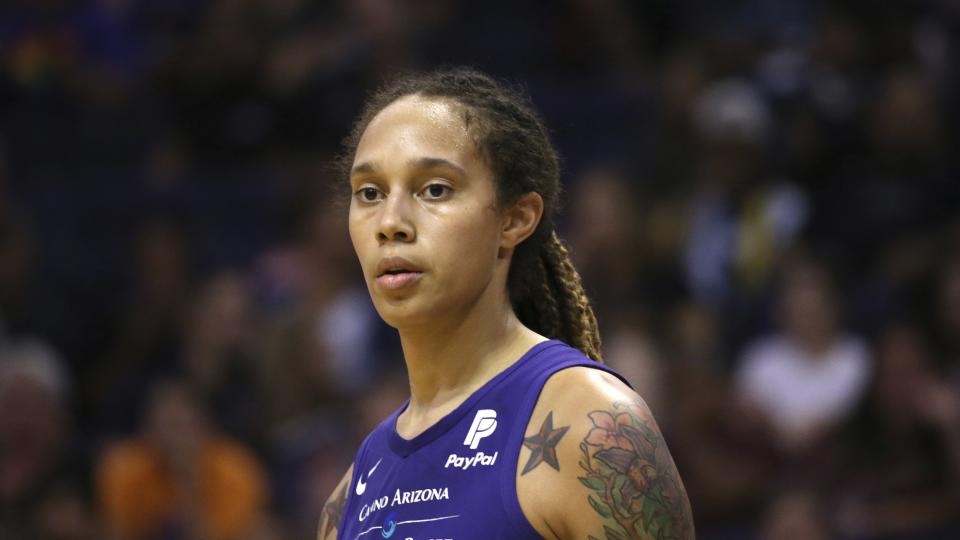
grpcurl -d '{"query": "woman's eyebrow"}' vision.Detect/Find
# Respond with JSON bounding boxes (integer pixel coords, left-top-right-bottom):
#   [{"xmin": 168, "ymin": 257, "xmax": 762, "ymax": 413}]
[
  {"xmin": 351, "ymin": 158, "xmax": 464, "ymax": 177},
  {"xmin": 351, "ymin": 162, "xmax": 379, "ymax": 176},
  {"xmin": 408, "ymin": 157, "xmax": 466, "ymax": 177}
]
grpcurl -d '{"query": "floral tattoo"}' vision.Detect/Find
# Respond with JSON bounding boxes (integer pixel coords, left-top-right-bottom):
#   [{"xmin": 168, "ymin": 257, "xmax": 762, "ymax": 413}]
[{"xmin": 579, "ymin": 401, "xmax": 694, "ymax": 540}]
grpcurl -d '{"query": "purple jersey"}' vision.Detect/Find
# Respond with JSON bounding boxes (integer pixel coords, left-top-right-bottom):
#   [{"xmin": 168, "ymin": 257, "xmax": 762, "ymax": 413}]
[{"xmin": 337, "ymin": 340, "xmax": 629, "ymax": 540}]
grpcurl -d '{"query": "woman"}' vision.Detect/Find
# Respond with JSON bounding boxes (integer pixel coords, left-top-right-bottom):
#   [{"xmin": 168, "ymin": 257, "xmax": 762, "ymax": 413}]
[{"xmin": 319, "ymin": 69, "xmax": 693, "ymax": 540}]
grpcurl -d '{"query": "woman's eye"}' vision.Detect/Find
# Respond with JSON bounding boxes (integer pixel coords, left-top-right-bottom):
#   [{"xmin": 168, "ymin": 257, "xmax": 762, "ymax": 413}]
[
  {"xmin": 357, "ymin": 187, "xmax": 381, "ymax": 202},
  {"xmin": 421, "ymin": 183, "xmax": 451, "ymax": 200}
]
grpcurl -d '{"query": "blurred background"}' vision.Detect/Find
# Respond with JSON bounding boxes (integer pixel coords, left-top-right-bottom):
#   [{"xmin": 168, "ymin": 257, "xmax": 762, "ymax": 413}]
[{"xmin": 1, "ymin": 0, "xmax": 959, "ymax": 539}]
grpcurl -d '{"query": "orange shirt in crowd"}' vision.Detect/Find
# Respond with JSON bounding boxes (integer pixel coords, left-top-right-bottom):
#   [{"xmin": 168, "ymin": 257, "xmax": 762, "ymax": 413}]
[{"xmin": 97, "ymin": 438, "xmax": 266, "ymax": 540}]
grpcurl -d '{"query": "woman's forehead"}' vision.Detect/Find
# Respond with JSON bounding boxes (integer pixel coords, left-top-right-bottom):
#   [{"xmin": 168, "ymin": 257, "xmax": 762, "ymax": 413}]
[
  {"xmin": 354, "ymin": 95, "xmax": 474, "ymax": 167},
  {"xmin": 374, "ymin": 94, "xmax": 463, "ymax": 128}
]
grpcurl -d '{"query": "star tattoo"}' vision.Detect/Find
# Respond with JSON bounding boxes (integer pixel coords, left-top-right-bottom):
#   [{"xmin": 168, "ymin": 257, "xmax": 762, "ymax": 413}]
[{"xmin": 521, "ymin": 411, "xmax": 570, "ymax": 475}]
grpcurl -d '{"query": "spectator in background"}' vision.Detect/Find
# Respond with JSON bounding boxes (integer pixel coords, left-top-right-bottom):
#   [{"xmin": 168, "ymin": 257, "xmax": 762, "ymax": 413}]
[
  {"xmin": 666, "ymin": 301, "xmax": 777, "ymax": 534},
  {"xmin": 93, "ymin": 218, "xmax": 194, "ymax": 435},
  {"xmin": 835, "ymin": 324, "xmax": 960, "ymax": 539},
  {"xmin": 684, "ymin": 78, "xmax": 809, "ymax": 307},
  {"xmin": 0, "ymin": 339, "xmax": 96, "ymax": 540},
  {"xmin": 647, "ymin": 49, "xmax": 706, "ymax": 193},
  {"xmin": 96, "ymin": 380, "xmax": 266, "ymax": 540},
  {"xmin": 181, "ymin": 271, "xmax": 262, "ymax": 447},
  {"xmin": 567, "ymin": 166, "xmax": 647, "ymax": 316},
  {"xmin": 815, "ymin": 67, "xmax": 952, "ymax": 272},
  {"xmin": 735, "ymin": 257, "xmax": 870, "ymax": 458}
]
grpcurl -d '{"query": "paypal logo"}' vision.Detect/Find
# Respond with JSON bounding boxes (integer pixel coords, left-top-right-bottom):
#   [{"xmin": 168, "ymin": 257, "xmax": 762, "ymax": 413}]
[{"xmin": 463, "ymin": 409, "xmax": 497, "ymax": 449}]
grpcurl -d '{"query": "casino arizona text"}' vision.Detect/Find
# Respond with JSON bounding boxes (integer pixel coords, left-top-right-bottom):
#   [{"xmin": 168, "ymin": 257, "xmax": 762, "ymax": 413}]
[{"xmin": 358, "ymin": 487, "xmax": 451, "ymax": 522}]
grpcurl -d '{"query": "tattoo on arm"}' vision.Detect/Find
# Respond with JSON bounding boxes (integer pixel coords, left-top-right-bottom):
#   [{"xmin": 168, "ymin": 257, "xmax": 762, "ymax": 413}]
[
  {"xmin": 320, "ymin": 481, "xmax": 349, "ymax": 540},
  {"xmin": 578, "ymin": 401, "xmax": 694, "ymax": 540},
  {"xmin": 521, "ymin": 411, "xmax": 570, "ymax": 475}
]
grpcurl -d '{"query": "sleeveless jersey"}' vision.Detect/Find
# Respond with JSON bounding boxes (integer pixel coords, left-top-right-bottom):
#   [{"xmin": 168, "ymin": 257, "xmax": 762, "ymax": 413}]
[{"xmin": 337, "ymin": 340, "xmax": 630, "ymax": 540}]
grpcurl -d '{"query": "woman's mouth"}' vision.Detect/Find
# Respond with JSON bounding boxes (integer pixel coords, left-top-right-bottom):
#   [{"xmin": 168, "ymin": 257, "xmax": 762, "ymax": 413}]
[
  {"xmin": 376, "ymin": 269, "xmax": 424, "ymax": 290},
  {"xmin": 375, "ymin": 257, "xmax": 424, "ymax": 290}
]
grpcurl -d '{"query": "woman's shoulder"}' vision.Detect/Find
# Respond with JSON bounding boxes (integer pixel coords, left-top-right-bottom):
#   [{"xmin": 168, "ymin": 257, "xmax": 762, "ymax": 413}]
[
  {"xmin": 532, "ymin": 339, "xmax": 635, "ymax": 401},
  {"xmin": 539, "ymin": 362, "xmax": 635, "ymax": 407},
  {"xmin": 515, "ymin": 359, "xmax": 694, "ymax": 539}
]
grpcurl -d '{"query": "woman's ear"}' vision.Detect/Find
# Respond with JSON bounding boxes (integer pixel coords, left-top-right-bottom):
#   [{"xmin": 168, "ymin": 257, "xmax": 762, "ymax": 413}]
[{"xmin": 500, "ymin": 192, "xmax": 544, "ymax": 250}]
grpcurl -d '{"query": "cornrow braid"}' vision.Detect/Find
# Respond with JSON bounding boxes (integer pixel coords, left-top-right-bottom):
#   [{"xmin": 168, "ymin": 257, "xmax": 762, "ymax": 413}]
[
  {"xmin": 342, "ymin": 68, "xmax": 603, "ymax": 361},
  {"xmin": 511, "ymin": 231, "xmax": 602, "ymax": 362}
]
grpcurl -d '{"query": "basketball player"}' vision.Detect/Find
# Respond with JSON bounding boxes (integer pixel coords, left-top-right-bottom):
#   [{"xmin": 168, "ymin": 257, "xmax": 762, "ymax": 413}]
[{"xmin": 319, "ymin": 69, "xmax": 694, "ymax": 540}]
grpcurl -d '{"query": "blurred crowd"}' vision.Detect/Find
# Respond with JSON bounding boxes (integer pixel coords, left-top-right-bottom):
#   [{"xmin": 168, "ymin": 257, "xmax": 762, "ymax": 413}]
[{"xmin": 1, "ymin": 0, "xmax": 959, "ymax": 539}]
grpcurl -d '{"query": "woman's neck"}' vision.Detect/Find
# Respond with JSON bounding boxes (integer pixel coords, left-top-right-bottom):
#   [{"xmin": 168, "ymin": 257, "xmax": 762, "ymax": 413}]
[{"xmin": 396, "ymin": 297, "xmax": 545, "ymax": 427}]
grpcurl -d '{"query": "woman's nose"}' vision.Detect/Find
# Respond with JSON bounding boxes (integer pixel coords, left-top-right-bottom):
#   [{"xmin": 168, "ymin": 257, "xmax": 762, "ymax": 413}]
[{"xmin": 376, "ymin": 193, "xmax": 415, "ymax": 243}]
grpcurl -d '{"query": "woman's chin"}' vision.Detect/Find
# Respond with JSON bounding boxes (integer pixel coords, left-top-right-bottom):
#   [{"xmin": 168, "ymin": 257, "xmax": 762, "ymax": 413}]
[{"xmin": 371, "ymin": 295, "xmax": 438, "ymax": 329}]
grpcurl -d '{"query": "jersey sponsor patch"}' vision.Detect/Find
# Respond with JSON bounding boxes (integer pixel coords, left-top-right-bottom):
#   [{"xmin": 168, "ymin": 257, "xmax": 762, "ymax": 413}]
[
  {"xmin": 358, "ymin": 487, "xmax": 452, "ymax": 522},
  {"xmin": 444, "ymin": 451, "xmax": 498, "ymax": 470},
  {"xmin": 463, "ymin": 409, "xmax": 497, "ymax": 449}
]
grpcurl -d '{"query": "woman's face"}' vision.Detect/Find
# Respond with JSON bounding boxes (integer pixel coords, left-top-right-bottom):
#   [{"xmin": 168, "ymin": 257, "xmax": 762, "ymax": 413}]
[{"xmin": 348, "ymin": 95, "xmax": 506, "ymax": 328}]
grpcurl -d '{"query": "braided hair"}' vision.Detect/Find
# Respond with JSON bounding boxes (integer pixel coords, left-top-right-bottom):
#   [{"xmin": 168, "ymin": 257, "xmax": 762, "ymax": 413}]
[{"xmin": 341, "ymin": 68, "xmax": 602, "ymax": 361}]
